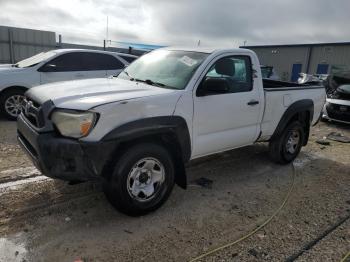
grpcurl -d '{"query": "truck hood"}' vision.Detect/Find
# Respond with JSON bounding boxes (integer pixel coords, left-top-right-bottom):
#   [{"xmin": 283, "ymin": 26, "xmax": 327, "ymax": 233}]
[{"xmin": 26, "ymin": 77, "xmax": 180, "ymax": 110}]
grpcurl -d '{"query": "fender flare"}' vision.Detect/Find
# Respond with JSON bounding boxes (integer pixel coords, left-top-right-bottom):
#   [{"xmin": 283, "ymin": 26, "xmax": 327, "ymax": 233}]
[
  {"xmin": 271, "ymin": 99, "xmax": 314, "ymax": 145},
  {"xmin": 101, "ymin": 116, "xmax": 191, "ymax": 189}
]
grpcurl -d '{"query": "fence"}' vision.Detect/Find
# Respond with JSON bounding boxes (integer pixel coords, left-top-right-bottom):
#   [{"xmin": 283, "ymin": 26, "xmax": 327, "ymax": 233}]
[{"xmin": 0, "ymin": 26, "xmax": 56, "ymax": 64}]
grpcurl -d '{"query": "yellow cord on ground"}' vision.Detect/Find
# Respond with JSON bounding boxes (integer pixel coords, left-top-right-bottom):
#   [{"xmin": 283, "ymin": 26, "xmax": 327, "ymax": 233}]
[
  {"xmin": 340, "ymin": 251, "xmax": 350, "ymax": 262},
  {"xmin": 189, "ymin": 162, "xmax": 297, "ymax": 262}
]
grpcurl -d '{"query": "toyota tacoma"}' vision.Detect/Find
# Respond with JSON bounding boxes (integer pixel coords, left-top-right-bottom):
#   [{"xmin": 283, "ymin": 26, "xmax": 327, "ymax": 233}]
[{"xmin": 17, "ymin": 47, "xmax": 326, "ymax": 216}]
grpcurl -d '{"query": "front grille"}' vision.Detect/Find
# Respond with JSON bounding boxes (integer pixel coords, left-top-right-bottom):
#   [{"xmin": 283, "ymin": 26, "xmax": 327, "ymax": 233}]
[
  {"xmin": 326, "ymin": 103, "xmax": 350, "ymax": 122},
  {"xmin": 22, "ymin": 98, "xmax": 45, "ymax": 128},
  {"xmin": 328, "ymin": 103, "xmax": 350, "ymax": 112}
]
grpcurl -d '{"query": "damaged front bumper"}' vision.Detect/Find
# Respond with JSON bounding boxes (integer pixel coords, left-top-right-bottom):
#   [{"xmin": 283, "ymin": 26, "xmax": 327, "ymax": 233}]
[
  {"xmin": 17, "ymin": 113, "xmax": 116, "ymax": 181},
  {"xmin": 322, "ymin": 101, "xmax": 350, "ymax": 124}
]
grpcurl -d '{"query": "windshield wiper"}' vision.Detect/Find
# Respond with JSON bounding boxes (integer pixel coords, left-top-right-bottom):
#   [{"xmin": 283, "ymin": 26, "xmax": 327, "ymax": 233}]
[
  {"xmin": 143, "ymin": 79, "xmax": 166, "ymax": 87},
  {"xmin": 124, "ymin": 70, "xmax": 131, "ymax": 78},
  {"xmin": 121, "ymin": 71, "xmax": 174, "ymax": 89},
  {"xmin": 131, "ymin": 78, "xmax": 168, "ymax": 88}
]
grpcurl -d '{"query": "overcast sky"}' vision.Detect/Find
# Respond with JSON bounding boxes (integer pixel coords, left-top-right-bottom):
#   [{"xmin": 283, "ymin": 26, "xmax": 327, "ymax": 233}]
[{"xmin": 1, "ymin": 0, "xmax": 349, "ymax": 48}]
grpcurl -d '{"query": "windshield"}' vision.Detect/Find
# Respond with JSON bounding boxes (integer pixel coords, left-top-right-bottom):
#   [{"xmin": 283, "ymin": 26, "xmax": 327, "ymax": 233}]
[
  {"xmin": 117, "ymin": 50, "xmax": 208, "ymax": 89},
  {"xmin": 15, "ymin": 51, "xmax": 57, "ymax": 68},
  {"xmin": 338, "ymin": 84, "xmax": 350, "ymax": 94}
]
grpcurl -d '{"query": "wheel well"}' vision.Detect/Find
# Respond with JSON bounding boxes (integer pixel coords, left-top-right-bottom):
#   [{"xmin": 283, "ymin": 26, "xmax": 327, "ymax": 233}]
[
  {"xmin": 101, "ymin": 133, "xmax": 187, "ymax": 189},
  {"xmin": 271, "ymin": 99, "xmax": 314, "ymax": 146},
  {"xmin": 289, "ymin": 111, "xmax": 310, "ymax": 124},
  {"xmin": 285, "ymin": 111, "xmax": 311, "ymax": 146},
  {"xmin": 0, "ymin": 86, "xmax": 28, "ymax": 97}
]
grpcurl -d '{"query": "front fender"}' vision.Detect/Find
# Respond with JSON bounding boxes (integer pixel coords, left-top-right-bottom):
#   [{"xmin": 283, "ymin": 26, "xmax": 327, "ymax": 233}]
[
  {"xmin": 102, "ymin": 116, "xmax": 191, "ymax": 163},
  {"xmin": 100, "ymin": 116, "xmax": 191, "ymax": 189}
]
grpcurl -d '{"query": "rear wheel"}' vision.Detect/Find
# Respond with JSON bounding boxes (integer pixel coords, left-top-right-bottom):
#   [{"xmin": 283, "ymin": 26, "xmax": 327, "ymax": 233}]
[
  {"xmin": 103, "ymin": 143, "xmax": 175, "ymax": 216},
  {"xmin": 269, "ymin": 121, "xmax": 305, "ymax": 164},
  {"xmin": 0, "ymin": 88, "xmax": 26, "ymax": 120}
]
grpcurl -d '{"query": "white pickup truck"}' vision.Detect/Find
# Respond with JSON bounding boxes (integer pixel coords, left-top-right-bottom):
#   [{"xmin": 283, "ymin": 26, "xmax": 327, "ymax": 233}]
[{"xmin": 17, "ymin": 47, "xmax": 325, "ymax": 216}]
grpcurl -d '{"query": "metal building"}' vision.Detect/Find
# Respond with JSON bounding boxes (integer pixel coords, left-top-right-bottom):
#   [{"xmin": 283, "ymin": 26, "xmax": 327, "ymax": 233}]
[
  {"xmin": 0, "ymin": 26, "xmax": 56, "ymax": 64},
  {"xmin": 243, "ymin": 42, "xmax": 350, "ymax": 82}
]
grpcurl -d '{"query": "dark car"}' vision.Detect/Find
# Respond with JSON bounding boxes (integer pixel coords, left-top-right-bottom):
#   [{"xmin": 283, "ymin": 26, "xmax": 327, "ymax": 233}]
[{"xmin": 322, "ymin": 73, "xmax": 350, "ymax": 124}]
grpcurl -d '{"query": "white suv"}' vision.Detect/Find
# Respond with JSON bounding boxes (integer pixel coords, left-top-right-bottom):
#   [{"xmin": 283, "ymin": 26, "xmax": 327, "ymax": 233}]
[{"xmin": 0, "ymin": 49, "xmax": 137, "ymax": 120}]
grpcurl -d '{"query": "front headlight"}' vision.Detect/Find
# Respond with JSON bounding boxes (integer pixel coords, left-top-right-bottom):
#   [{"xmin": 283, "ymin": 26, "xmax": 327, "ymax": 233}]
[{"xmin": 51, "ymin": 110, "xmax": 97, "ymax": 138}]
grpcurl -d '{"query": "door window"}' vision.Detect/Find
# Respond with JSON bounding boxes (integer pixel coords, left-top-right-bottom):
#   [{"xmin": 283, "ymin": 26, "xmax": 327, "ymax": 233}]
[
  {"xmin": 42, "ymin": 52, "xmax": 125, "ymax": 72},
  {"xmin": 82, "ymin": 53, "xmax": 125, "ymax": 70},
  {"xmin": 44, "ymin": 52, "xmax": 85, "ymax": 72},
  {"xmin": 199, "ymin": 56, "xmax": 253, "ymax": 95}
]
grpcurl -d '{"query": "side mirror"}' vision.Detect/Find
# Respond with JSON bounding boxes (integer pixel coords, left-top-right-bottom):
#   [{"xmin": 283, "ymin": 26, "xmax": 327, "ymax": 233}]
[
  {"xmin": 197, "ymin": 77, "xmax": 230, "ymax": 96},
  {"xmin": 38, "ymin": 64, "xmax": 56, "ymax": 72}
]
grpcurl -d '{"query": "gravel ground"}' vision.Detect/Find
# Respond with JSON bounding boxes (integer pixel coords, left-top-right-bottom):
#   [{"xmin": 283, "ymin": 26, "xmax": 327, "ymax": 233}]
[
  {"xmin": 0, "ymin": 118, "xmax": 32, "ymax": 173},
  {"xmin": 0, "ymin": 119, "xmax": 349, "ymax": 262}
]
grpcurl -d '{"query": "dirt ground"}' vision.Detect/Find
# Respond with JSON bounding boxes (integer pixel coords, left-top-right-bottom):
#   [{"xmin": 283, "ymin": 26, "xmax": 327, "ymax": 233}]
[{"xmin": 0, "ymin": 118, "xmax": 349, "ymax": 262}]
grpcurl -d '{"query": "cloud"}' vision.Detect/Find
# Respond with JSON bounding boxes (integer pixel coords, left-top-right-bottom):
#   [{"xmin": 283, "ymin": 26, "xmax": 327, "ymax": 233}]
[
  {"xmin": 142, "ymin": 0, "xmax": 350, "ymax": 46},
  {"xmin": 0, "ymin": 0, "xmax": 349, "ymax": 47}
]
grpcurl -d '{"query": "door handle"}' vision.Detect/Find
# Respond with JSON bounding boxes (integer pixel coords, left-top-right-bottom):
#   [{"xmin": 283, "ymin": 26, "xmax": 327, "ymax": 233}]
[
  {"xmin": 75, "ymin": 73, "xmax": 85, "ymax": 77},
  {"xmin": 247, "ymin": 100, "xmax": 259, "ymax": 106}
]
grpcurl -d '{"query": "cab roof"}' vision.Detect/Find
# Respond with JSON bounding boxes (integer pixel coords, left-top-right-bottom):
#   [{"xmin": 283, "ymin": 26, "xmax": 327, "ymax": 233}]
[{"xmin": 162, "ymin": 46, "xmax": 253, "ymax": 55}]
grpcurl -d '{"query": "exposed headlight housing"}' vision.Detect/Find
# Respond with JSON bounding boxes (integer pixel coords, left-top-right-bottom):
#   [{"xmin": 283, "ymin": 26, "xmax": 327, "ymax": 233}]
[{"xmin": 51, "ymin": 110, "xmax": 97, "ymax": 138}]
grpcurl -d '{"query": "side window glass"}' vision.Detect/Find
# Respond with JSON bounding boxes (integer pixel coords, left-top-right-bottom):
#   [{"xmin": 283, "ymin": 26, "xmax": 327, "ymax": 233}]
[
  {"xmin": 81, "ymin": 53, "xmax": 102, "ymax": 70},
  {"xmin": 104, "ymin": 55, "xmax": 125, "ymax": 70},
  {"xmin": 44, "ymin": 52, "xmax": 126, "ymax": 72},
  {"xmin": 199, "ymin": 55, "xmax": 253, "ymax": 95},
  {"xmin": 46, "ymin": 53, "xmax": 85, "ymax": 72},
  {"xmin": 119, "ymin": 55, "xmax": 137, "ymax": 63},
  {"xmin": 81, "ymin": 53, "xmax": 125, "ymax": 71}
]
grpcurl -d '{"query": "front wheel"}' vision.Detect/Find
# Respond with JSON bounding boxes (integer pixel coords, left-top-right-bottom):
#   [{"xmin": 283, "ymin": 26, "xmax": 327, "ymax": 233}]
[
  {"xmin": 0, "ymin": 88, "xmax": 26, "ymax": 120},
  {"xmin": 103, "ymin": 143, "xmax": 175, "ymax": 216},
  {"xmin": 269, "ymin": 121, "xmax": 305, "ymax": 164}
]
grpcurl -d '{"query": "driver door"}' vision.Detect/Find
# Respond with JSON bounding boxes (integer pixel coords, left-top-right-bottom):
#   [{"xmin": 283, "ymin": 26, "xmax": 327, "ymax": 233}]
[{"xmin": 192, "ymin": 54, "xmax": 261, "ymax": 158}]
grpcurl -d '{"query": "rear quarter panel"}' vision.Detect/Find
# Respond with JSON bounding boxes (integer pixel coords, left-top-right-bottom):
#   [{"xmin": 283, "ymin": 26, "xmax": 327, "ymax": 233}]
[{"xmin": 260, "ymin": 87, "xmax": 325, "ymax": 140}]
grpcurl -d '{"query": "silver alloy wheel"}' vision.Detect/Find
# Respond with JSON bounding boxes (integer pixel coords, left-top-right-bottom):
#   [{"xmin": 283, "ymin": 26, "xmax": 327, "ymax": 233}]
[
  {"xmin": 286, "ymin": 130, "xmax": 300, "ymax": 154},
  {"xmin": 127, "ymin": 157, "xmax": 165, "ymax": 202},
  {"xmin": 4, "ymin": 95, "xmax": 25, "ymax": 117}
]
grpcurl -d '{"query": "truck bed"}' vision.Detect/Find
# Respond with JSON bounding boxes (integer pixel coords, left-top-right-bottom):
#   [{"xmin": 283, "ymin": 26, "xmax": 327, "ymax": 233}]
[
  {"xmin": 259, "ymin": 79, "xmax": 325, "ymax": 141},
  {"xmin": 263, "ymin": 79, "xmax": 317, "ymax": 89}
]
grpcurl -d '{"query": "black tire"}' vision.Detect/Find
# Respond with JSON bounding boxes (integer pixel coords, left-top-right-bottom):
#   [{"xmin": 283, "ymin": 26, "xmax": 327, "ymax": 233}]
[
  {"xmin": 269, "ymin": 121, "xmax": 305, "ymax": 164},
  {"xmin": 103, "ymin": 143, "xmax": 175, "ymax": 216},
  {"xmin": 0, "ymin": 88, "xmax": 26, "ymax": 120}
]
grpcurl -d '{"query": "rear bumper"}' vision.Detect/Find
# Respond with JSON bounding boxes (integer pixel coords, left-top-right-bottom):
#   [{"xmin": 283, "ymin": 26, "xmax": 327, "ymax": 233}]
[{"xmin": 17, "ymin": 114, "xmax": 117, "ymax": 181}]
